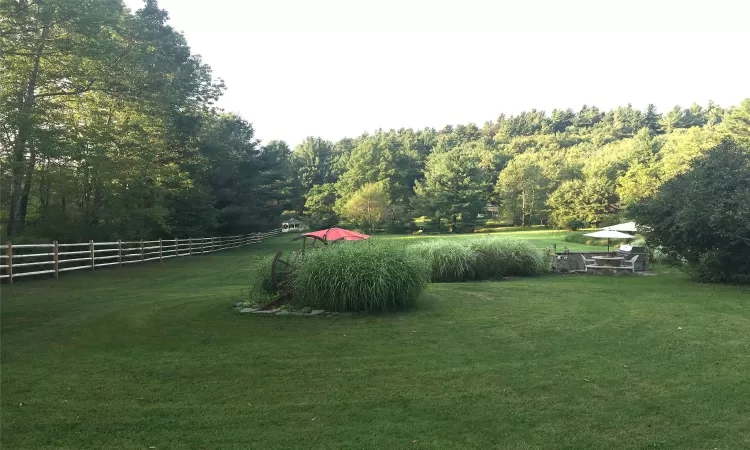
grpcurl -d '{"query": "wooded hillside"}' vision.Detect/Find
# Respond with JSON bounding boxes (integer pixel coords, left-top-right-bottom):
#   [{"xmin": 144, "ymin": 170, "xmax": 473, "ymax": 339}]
[{"xmin": 3, "ymin": 1, "xmax": 749, "ymax": 241}]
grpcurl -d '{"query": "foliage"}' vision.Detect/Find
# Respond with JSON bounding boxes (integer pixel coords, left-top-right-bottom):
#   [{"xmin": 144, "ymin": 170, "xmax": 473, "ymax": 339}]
[
  {"xmin": 1, "ymin": 0, "xmax": 747, "ymax": 245},
  {"xmin": 468, "ymin": 236, "xmax": 548, "ymax": 278},
  {"xmin": 292, "ymin": 241, "xmax": 429, "ymax": 312},
  {"xmin": 407, "ymin": 240, "xmax": 477, "ymax": 282},
  {"xmin": 562, "ymin": 232, "xmax": 627, "ymax": 247},
  {"xmin": 303, "ymin": 183, "xmax": 338, "ymax": 229},
  {"xmin": 339, "ymin": 183, "xmax": 390, "ymax": 233},
  {"xmin": 564, "ymin": 219, "xmax": 586, "ymax": 231},
  {"xmin": 414, "ymin": 146, "xmax": 488, "ymax": 232},
  {"xmin": 0, "ymin": 1, "xmax": 293, "ymax": 242},
  {"xmin": 630, "ymin": 139, "xmax": 750, "ymax": 283},
  {"xmin": 248, "ymin": 254, "xmax": 278, "ymax": 304}
]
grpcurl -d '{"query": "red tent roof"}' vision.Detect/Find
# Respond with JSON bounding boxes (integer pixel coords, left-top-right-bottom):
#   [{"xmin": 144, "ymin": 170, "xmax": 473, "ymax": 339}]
[{"xmin": 297, "ymin": 227, "xmax": 369, "ymax": 242}]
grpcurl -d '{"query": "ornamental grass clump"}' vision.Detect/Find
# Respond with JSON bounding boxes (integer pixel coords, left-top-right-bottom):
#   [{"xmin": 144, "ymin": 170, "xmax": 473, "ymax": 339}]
[
  {"xmin": 468, "ymin": 236, "xmax": 547, "ymax": 278},
  {"xmin": 407, "ymin": 239, "xmax": 477, "ymax": 282},
  {"xmin": 292, "ymin": 241, "xmax": 430, "ymax": 312},
  {"xmin": 247, "ymin": 254, "xmax": 281, "ymax": 305}
]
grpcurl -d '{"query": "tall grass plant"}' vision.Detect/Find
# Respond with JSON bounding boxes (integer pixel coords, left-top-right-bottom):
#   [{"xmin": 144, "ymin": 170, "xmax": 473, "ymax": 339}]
[{"xmin": 292, "ymin": 241, "xmax": 430, "ymax": 312}]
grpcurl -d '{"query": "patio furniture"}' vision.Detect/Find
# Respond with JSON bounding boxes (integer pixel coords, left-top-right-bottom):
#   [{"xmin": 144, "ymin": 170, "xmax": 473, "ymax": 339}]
[
  {"xmin": 584, "ymin": 255, "xmax": 631, "ymax": 275},
  {"xmin": 591, "ymin": 256, "xmax": 624, "ymax": 267},
  {"xmin": 621, "ymin": 255, "xmax": 639, "ymax": 272},
  {"xmin": 580, "ymin": 254, "xmax": 595, "ymax": 271},
  {"xmin": 616, "ymin": 246, "xmax": 649, "ymax": 271}
]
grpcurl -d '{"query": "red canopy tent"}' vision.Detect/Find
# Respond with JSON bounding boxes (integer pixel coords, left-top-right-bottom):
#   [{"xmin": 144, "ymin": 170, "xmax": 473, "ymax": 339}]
[{"xmin": 293, "ymin": 227, "xmax": 369, "ymax": 245}]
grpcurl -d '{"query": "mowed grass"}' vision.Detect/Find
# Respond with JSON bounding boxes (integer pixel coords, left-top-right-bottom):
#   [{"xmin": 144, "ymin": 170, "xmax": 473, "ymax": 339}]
[{"xmin": 2, "ymin": 235, "xmax": 750, "ymax": 449}]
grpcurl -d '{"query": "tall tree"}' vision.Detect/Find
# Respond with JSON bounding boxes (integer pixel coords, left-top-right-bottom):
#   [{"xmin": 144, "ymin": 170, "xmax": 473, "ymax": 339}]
[
  {"xmin": 630, "ymin": 139, "xmax": 750, "ymax": 283},
  {"xmin": 416, "ymin": 148, "xmax": 486, "ymax": 232},
  {"xmin": 340, "ymin": 183, "xmax": 390, "ymax": 233}
]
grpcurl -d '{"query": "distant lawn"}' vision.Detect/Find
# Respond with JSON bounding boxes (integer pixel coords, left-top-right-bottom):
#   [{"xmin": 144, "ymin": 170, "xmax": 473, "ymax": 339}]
[{"xmin": 2, "ymin": 236, "xmax": 749, "ymax": 449}]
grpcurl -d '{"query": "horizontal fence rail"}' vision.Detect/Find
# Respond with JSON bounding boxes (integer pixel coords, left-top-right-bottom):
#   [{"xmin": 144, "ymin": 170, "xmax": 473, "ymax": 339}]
[{"xmin": 1, "ymin": 229, "xmax": 281, "ymax": 284}]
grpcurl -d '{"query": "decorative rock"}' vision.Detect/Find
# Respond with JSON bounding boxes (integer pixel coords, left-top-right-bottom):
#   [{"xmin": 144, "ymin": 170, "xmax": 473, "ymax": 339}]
[
  {"xmin": 330, "ymin": 312, "xmax": 341, "ymax": 316},
  {"xmin": 239, "ymin": 308, "xmax": 256, "ymax": 313},
  {"xmin": 310, "ymin": 310, "xmax": 326, "ymax": 316},
  {"xmin": 252, "ymin": 309, "xmax": 277, "ymax": 315},
  {"xmin": 291, "ymin": 312, "xmax": 307, "ymax": 316},
  {"xmin": 276, "ymin": 310, "xmax": 293, "ymax": 316}
]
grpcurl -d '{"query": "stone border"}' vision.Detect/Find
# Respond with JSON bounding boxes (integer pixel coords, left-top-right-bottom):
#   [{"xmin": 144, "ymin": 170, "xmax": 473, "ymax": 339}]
[{"xmin": 232, "ymin": 302, "xmax": 352, "ymax": 317}]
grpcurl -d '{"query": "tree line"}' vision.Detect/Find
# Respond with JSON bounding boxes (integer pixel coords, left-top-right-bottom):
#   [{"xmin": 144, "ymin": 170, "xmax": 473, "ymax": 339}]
[
  {"xmin": 3, "ymin": 1, "xmax": 749, "ymax": 244},
  {"xmin": 294, "ymin": 99, "xmax": 750, "ymax": 232},
  {"xmin": 1, "ymin": 0, "xmax": 292, "ymax": 242}
]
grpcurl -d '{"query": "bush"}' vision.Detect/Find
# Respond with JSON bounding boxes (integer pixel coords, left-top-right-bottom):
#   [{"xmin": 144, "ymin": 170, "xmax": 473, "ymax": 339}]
[
  {"xmin": 248, "ymin": 254, "xmax": 282, "ymax": 305},
  {"xmin": 564, "ymin": 218, "xmax": 586, "ymax": 231},
  {"xmin": 292, "ymin": 241, "xmax": 430, "ymax": 312},
  {"xmin": 468, "ymin": 236, "xmax": 547, "ymax": 278},
  {"xmin": 407, "ymin": 240, "xmax": 477, "ymax": 282},
  {"xmin": 630, "ymin": 139, "xmax": 750, "ymax": 283},
  {"xmin": 563, "ymin": 232, "xmax": 628, "ymax": 248}
]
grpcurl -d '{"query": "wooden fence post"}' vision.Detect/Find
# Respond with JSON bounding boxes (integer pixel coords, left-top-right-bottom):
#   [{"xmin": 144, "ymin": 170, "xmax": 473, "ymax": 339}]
[
  {"xmin": 90, "ymin": 240, "xmax": 95, "ymax": 271},
  {"xmin": 189, "ymin": 238, "xmax": 192, "ymax": 255},
  {"xmin": 201, "ymin": 237, "xmax": 205, "ymax": 254},
  {"xmin": 211, "ymin": 237, "xmax": 214, "ymax": 252},
  {"xmin": 140, "ymin": 239, "xmax": 145, "ymax": 263},
  {"xmin": 53, "ymin": 240, "xmax": 59, "ymax": 279},
  {"xmin": 7, "ymin": 242, "xmax": 12, "ymax": 284},
  {"xmin": 117, "ymin": 239, "xmax": 122, "ymax": 267},
  {"xmin": 159, "ymin": 238, "xmax": 163, "ymax": 262},
  {"xmin": 175, "ymin": 237, "xmax": 179, "ymax": 257}
]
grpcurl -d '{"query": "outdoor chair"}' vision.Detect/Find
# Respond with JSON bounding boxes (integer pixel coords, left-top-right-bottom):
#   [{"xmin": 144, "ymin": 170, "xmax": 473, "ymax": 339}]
[
  {"xmin": 580, "ymin": 254, "xmax": 595, "ymax": 271},
  {"xmin": 622, "ymin": 255, "xmax": 639, "ymax": 272}
]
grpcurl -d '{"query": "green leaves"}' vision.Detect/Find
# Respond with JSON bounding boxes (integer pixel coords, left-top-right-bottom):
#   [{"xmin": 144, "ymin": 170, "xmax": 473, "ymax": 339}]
[
  {"xmin": 292, "ymin": 241, "xmax": 430, "ymax": 312},
  {"xmin": 0, "ymin": 1, "xmax": 285, "ymax": 241},
  {"xmin": 630, "ymin": 139, "xmax": 750, "ymax": 283},
  {"xmin": 340, "ymin": 183, "xmax": 390, "ymax": 233}
]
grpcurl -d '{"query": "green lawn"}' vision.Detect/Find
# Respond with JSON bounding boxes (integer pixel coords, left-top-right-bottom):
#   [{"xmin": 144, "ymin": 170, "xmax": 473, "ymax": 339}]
[{"xmin": 2, "ymin": 235, "xmax": 750, "ymax": 449}]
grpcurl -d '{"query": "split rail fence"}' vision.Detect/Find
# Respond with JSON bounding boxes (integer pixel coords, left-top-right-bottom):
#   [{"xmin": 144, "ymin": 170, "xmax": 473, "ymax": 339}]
[{"xmin": 0, "ymin": 229, "xmax": 282, "ymax": 284}]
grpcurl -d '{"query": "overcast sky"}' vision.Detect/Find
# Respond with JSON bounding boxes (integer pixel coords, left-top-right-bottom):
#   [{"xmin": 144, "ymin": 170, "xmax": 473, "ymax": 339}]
[{"xmin": 124, "ymin": 0, "xmax": 750, "ymax": 147}]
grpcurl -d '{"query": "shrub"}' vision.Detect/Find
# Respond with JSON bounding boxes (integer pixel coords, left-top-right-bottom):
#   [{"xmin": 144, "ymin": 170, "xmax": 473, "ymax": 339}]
[
  {"xmin": 564, "ymin": 218, "xmax": 586, "ymax": 231},
  {"xmin": 563, "ymin": 232, "xmax": 628, "ymax": 248},
  {"xmin": 248, "ymin": 254, "xmax": 281, "ymax": 305},
  {"xmin": 407, "ymin": 240, "xmax": 477, "ymax": 282},
  {"xmin": 630, "ymin": 139, "xmax": 750, "ymax": 284},
  {"xmin": 468, "ymin": 236, "xmax": 547, "ymax": 278},
  {"xmin": 292, "ymin": 241, "xmax": 429, "ymax": 312}
]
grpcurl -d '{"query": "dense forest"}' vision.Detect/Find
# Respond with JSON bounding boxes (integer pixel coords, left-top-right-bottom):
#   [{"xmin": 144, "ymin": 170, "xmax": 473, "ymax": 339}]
[
  {"xmin": 296, "ymin": 99, "xmax": 750, "ymax": 233},
  {"xmin": 2, "ymin": 1, "xmax": 749, "ymax": 243},
  {"xmin": 1, "ymin": 0, "xmax": 293, "ymax": 242}
]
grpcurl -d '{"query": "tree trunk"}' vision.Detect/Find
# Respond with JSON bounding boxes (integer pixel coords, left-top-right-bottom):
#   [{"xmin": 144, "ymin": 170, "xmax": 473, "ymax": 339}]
[
  {"xmin": 529, "ymin": 194, "xmax": 535, "ymax": 226},
  {"xmin": 18, "ymin": 143, "xmax": 38, "ymax": 228},
  {"xmin": 8, "ymin": 21, "xmax": 50, "ymax": 236}
]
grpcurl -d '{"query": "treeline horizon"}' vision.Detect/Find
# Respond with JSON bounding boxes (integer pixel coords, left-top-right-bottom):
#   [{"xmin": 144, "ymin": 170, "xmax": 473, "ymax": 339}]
[
  {"xmin": 292, "ymin": 98, "xmax": 750, "ymax": 232},
  {"xmin": 3, "ymin": 1, "xmax": 749, "ymax": 243}
]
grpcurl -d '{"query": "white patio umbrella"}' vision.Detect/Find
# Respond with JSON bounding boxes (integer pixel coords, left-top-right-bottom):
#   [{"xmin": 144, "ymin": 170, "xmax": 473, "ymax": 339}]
[
  {"xmin": 602, "ymin": 221, "xmax": 638, "ymax": 233},
  {"xmin": 583, "ymin": 230, "xmax": 635, "ymax": 252}
]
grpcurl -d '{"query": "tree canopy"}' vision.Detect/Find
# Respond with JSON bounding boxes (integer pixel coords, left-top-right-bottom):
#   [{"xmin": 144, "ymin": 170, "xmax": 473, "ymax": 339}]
[
  {"xmin": 629, "ymin": 139, "xmax": 750, "ymax": 283},
  {"xmin": 0, "ymin": 0, "xmax": 290, "ymax": 241},
  {"xmin": 2, "ymin": 2, "xmax": 748, "ymax": 243}
]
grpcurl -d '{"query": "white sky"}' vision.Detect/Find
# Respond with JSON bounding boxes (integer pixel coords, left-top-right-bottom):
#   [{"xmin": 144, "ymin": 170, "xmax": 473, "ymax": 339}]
[{"xmin": 124, "ymin": 0, "xmax": 750, "ymax": 147}]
